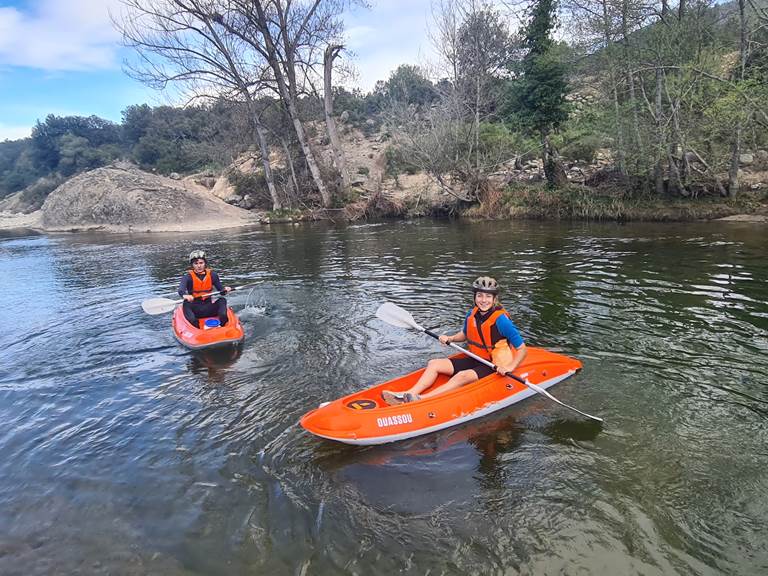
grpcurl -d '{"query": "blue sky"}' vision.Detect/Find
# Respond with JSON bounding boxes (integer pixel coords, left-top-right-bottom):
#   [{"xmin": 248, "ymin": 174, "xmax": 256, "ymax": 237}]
[{"xmin": 0, "ymin": 0, "xmax": 438, "ymax": 142}]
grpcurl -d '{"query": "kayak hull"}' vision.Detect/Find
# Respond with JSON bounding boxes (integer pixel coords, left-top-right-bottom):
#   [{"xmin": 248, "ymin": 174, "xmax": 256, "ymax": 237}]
[
  {"xmin": 300, "ymin": 347, "xmax": 582, "ymax": 445},
  {"xmin": 172, "ymin": 306, "xmax": 244, "ymax": 350}
]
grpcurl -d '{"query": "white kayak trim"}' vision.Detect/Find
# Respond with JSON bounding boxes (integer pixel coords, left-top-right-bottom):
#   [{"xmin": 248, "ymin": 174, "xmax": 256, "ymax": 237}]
[
  {"xmin": 311, "ymin": 369, "xmax": 577, "ymax": 446},
  {"xmin": 172, "ymin": 329, "xmax": 244, "ymax": 350}
]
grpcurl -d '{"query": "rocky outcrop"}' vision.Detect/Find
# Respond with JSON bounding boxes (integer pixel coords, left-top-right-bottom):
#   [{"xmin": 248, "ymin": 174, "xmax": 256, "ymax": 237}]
[{"xmin": 40, "ymin": 162, "xmax": 256, "ymax": 232}]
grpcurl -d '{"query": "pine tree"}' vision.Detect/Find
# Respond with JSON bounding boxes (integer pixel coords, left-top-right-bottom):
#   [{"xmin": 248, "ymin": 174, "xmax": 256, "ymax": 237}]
[{"xmin": 507, "ymin": 0, "xmax": 569, "ymax": 187}]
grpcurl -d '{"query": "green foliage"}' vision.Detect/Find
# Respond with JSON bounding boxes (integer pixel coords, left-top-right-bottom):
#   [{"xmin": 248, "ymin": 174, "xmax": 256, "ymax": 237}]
[
  {"xmin": 500, "ymin": 183, "xmax": 761, "ymax": 221},
  {"xmin": 478, "ymin": 123, "xmax": 536, "ymax": 161},
  {"xmin": 121, "ymin": 104, "xmax": 153, "ymax": 146},
  {"xmin": 332, "ymin": 87, "xmax": 383, "ymax": 134},
  {"xmin": 503, "ymin": 0, "xmax": 569, "ymax": 136},
  {"xmin": 555, "ymin": 105, "xmax": 610, "ymax": 163},
  {"xmin": 31, "ymin": 114, "xmax": 122, "ymax": 172},
  {"xmin": 376, "ymin": 65, "xmax": 437, "ymax": 107},
  {"xmin": 226, "ymin": 168, "xmax": 277, "ymax": 209},
  {"xmin": 0, "ymin": 139, "xmax": 43, "ymax": 198},
  {"xmin": 128, "ymin": 105, "xmax": 241, "ymax": 174},
  {"xmin": 385, "ymin": 146, "xmax": 419, "ymax": 178}
]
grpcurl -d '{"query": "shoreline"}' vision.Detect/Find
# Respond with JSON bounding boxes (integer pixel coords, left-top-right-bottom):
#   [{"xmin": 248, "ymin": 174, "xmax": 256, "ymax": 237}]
[{"xmin": 2, "ymin": 194, "xmax": 766, "ymax": 234}]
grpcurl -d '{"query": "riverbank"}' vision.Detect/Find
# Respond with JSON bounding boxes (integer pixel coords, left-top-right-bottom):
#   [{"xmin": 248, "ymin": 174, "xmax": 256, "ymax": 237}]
[
  {"xmin": 2, "ymin": 178, "xmax": 766, "ymax": 233},
  {"xmin": 462, "ymin": 184, "xmax": 768, "ymax": 223}
]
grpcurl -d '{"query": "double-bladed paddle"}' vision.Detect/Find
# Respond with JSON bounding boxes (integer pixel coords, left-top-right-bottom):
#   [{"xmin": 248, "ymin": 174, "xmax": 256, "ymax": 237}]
[
  {"xmin": 141, "ymin": 283, "xmax": 256, "ymax": 315},
  {"xmin": 375, "ymin": 302, "xmax": 603, "ymax": 423}
]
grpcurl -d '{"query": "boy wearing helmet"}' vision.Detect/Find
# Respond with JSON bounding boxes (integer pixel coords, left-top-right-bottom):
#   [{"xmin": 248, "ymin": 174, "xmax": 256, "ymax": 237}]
[
  {"xmin": 383, "ymin": 276, "xmax": 527, "ymax": 405},
  {"xmin": 177, "ymin": 250, "xmax": 232, "ymax": 327}
]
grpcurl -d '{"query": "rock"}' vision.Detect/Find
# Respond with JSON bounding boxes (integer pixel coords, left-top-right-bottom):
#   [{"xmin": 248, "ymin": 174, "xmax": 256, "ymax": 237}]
[
  {"xmin": 739, "ymin": 153, "xmax": 754, "ymax": 166},
  {"xmin": 365, "ymin": 119, "xmax": 375, "ymax": 127},
  {"xmin": 40, "ymin": 164, "xmax": 253, "ymax": 232},
  {"xmin": 339, "ymin": 110, "xmax": 350, "ymax": 123},
  {"xmin": 753, "ymin": 150, "xmax": 768, "ymax": 170},
  {"xmin": 351, "ymin": 174, "xmax": 367, "ymax": 186},
  {"xmin": 169, "ymin": 172, "xmax": 181, "ymax": 180},
  {"xmin": 241, "ymin": 194, "xmax": 257, "ymax": 210},
  {"xmin": 211, "ymin": 173, "xmax": 236, "ymax": 199},
  {"xmin": 224, "ymin": 194, "xmax": 243, "ymax": 205}
]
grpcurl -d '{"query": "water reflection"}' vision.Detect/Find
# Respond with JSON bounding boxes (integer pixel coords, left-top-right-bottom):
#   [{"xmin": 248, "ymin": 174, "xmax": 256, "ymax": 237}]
[{"xmin": 187, "ymin": 347, "xmax": 243, "ymax": 383}]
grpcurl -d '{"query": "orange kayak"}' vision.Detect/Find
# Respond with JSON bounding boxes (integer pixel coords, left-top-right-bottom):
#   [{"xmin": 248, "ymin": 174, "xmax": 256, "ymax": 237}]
[
  {"xmin": 300, "ymin": 347, "xmax": 582, "ymax": 445},
  {"xmin": 171, "ymin": 306, "xmax": 244, "ymax": 350}
]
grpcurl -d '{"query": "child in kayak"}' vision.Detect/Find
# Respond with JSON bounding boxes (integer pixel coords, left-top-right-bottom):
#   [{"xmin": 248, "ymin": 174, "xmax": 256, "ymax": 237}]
[
  {"xmin": 383, "ymin": 276, "xmax": 527, "ymax": 405},
  {"xmin": 178, "ymin": 250, "xmax": 232, "ymax": 327}
]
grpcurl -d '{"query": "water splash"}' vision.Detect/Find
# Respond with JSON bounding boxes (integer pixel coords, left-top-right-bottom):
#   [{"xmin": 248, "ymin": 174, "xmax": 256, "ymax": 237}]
[{"xmin": 238, "ymin": 287, "xmax": 268, "ymax": 319}]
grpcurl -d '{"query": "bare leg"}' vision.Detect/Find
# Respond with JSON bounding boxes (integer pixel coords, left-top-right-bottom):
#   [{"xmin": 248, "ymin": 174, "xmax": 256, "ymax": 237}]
[
  {"xmin": 382, "ymin": 358, "xmax": 454, "ymax": 405},
  {"xmin": 408, "ymin": 358, "xmax": 455, "ymax": 395},
  {"xmin": 419, "ymin": 369, "xmax": 479, "ymax": 399}
]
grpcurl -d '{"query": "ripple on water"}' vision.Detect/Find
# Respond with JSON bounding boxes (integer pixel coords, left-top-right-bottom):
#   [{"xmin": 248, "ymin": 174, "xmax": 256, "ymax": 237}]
[{"xmin": 1, "ymin": 221, "xmax": 768, "ymax": 575}]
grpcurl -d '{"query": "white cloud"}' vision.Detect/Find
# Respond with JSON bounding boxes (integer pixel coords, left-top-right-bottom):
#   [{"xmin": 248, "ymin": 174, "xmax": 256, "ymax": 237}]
[
  {"xmin": 0, "ymin": 0, "xmax": 123, "ymax": 71},
  {"xmin": 343, "ymin": 0, "xmax": 437, "ymax": 91},
  {"xmin": 0, "ymin": 123, "xmax": 32, "ymax": 141}
]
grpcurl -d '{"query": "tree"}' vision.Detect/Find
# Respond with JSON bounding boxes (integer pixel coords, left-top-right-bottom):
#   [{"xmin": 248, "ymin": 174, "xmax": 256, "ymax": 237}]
[
  {"xmin": 507, "ymin": 0, "xmax": 570, "ymax": 187},
  {"xmin": 224, "ymin": 0, "xmax": 356, "ymax": 208},
  {"xmin": 376, "ymin": 64, "xmax": 438, "ymax": 107},
  {"xmin": 455, "ymin": 3, "xmax": 513, "ymax": 172},
  {"xmin": 324, "ymin": 44, "xmax": 351, "ymax": 192},
  {"xmin": 118, "ymin": 0, "xmax": 284, "ymax": 209}
]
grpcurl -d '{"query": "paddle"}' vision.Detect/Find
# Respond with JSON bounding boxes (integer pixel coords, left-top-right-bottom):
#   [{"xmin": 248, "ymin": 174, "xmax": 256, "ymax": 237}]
[
  {"xmin": 375, "ymin": 302, "xmax": 603, "ymax": 423},
  {"xmin": 141, "ymin": 283, "xmax": 256, "ymax": 315}
]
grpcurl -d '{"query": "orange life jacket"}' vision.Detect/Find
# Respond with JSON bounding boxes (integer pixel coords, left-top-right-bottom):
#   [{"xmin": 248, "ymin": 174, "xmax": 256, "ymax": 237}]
[
  {"xmin": 466, "ymin": 306, "xmax": 511, "ymax": 363},
  {"xmin": 189, "ymin": 268, "xmax": 213, "ymax": 300}
]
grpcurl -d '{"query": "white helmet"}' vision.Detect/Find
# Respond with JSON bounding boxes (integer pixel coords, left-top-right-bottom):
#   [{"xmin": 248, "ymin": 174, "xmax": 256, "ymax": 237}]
[
  {"xmin": 472, "ymin": 276, "xmax": 499, "ymax": 295},
  {"xmin": 189, "ymin": 249, "xmax": 207, "ymax": 263}
]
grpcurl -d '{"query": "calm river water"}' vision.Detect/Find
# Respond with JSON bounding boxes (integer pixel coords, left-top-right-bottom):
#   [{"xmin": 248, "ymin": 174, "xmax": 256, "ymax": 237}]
[{"xmin": 0, "ymin": 219, "xmax": 766, "ymax": 575}]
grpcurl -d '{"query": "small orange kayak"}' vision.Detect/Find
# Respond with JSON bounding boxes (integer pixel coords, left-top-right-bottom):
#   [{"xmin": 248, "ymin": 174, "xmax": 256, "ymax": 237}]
[
  {"xmin": 171, "ymin": 306, "xmax": 244, "ymax": 350},
  {"xmin": 300, "ymin": 347, "xmax": 582, "ymax": 445}
]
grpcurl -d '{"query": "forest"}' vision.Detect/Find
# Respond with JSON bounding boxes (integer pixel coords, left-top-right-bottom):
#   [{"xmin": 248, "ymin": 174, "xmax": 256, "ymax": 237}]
[{"xmin": 1, "ymin": 0, "xmax": 766, "ymax": 216}]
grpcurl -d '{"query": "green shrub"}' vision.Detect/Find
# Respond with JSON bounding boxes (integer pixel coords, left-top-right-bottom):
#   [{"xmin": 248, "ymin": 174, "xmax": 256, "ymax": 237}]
[
  {"xmin": 560, "ymin": 133, "xmax": 602, "ymax": 163},
  {"xmin": 385, "ymin": 146, "xmax": 419, "ymax": 178}
]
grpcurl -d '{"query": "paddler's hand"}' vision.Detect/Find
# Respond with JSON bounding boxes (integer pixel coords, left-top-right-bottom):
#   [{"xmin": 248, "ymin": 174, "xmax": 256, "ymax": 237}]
[
  {"xmin": 496, "ymin": 365, "xmax": 513, "ymax": 376},
  {"xmin": 223, "ymin": 286, "xmax": 233, "ymax": 294},
  {"xmin": 438, "ymin": 335, "xmax": 452, "ymax": 346},
  {"xmin": 183, "ymin": 294, "xmax": 194, "ymax": 302}
]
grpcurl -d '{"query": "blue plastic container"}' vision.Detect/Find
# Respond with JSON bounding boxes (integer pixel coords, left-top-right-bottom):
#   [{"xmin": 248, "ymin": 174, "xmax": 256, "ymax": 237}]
[{"xmin": 203, "ymin": 318, "xmax": 221, "ymax": 329}]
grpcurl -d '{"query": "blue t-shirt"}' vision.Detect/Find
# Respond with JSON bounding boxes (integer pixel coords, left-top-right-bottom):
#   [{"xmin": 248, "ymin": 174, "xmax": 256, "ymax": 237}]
[{"xmin": 463, "ymin": 309, "xmax": 524, "ymax": 349}]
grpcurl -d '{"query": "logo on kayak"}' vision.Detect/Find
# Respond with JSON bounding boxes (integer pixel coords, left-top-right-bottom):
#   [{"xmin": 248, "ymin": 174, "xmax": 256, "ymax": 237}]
[
  {"xmin": 376, "ymin": 413, "xmax": 413, "ymax": 428},
  {"xmin": 347, "ymin": 399, "xmax": 377, "ymax": 410}
]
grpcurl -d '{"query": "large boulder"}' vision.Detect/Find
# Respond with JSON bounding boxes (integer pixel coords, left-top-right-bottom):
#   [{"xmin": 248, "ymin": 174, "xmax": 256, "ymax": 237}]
[{"xmin": 41, "ymin": 163, "xmax": 255, "ymax": 232}]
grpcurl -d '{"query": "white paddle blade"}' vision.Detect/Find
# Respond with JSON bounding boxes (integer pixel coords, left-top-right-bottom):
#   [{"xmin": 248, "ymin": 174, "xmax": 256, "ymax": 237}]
[
  {"xmin": 141, "ymin": 297, "xmax": 180, "ymax": 315},
  {"xmin": 375, "ymin": 302, "xmax": 423, "ymax": 330}
]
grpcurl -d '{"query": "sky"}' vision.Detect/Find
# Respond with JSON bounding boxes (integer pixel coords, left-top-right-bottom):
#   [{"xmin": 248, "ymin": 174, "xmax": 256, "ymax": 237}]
[{"xmin": 0, "ymin": 0, "xmax": 440, "ymax": 142}]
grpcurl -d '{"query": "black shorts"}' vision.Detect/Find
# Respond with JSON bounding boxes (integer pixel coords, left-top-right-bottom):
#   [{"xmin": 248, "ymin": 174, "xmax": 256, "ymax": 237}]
[{"xmin": 450, "ymin": 356, "xmax": 495, "ymax": 380}]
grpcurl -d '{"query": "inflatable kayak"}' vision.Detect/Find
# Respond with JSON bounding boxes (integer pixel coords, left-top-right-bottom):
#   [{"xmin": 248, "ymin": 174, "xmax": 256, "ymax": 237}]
[
  {"xmin": 171, "ymin": 306, "xmax": 244, "ymax": 350},
  {"xmin": 300, "ymin": 347, "xmax": 582, "ymax": 445}
]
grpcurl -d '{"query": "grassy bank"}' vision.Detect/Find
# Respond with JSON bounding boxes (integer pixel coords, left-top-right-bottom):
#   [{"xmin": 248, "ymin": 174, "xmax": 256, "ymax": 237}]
[{"xmin": 460, "ymin": 183, "xmax": 768, "ymax": 222}]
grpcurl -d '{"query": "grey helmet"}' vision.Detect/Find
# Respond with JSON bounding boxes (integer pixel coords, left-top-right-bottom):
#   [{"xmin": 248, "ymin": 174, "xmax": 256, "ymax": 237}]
[
  {"xmin": 472, "ymin": 276, "xmax": 499, "ymax": 295},
  {"xmin": 189, "ymin": 249, "xmax": 207, "ymax": 264}
]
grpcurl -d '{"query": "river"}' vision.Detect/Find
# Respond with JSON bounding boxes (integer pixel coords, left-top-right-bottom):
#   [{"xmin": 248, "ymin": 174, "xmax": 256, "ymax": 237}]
[{"xmin": 0, "ymin": 219, "xmax": 766, "ymax": 575}]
